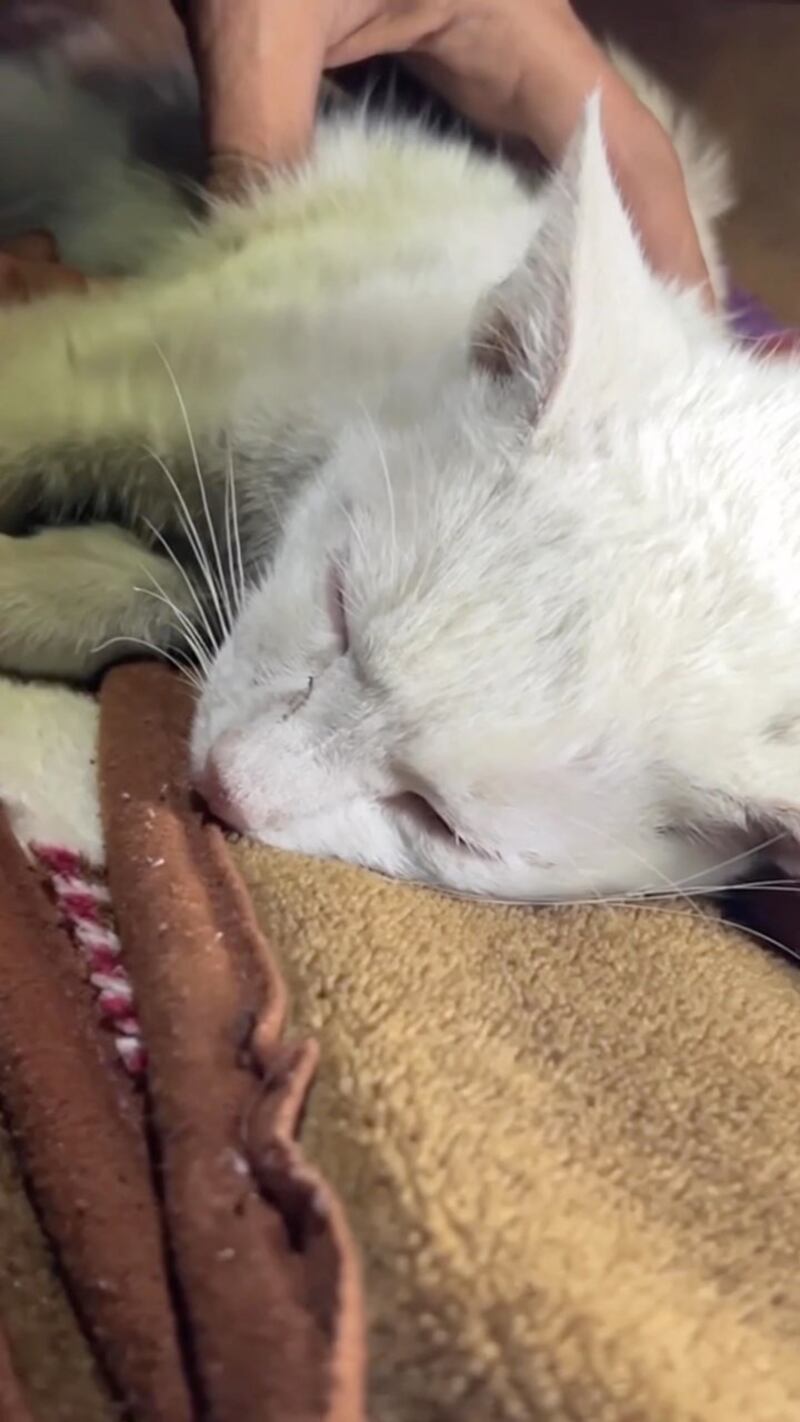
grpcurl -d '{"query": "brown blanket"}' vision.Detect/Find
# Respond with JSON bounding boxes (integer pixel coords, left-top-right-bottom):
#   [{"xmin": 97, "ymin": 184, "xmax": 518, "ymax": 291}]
[{"xmin": 0, "ymin": 665, "xmax": 364, "ymax": 1422}]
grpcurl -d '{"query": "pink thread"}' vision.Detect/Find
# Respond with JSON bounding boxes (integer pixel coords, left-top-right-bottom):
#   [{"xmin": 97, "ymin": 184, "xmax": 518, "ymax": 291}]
[
  {"xmin": 34, "ymin": 845, "xmax": 82, "ymax": 876},
  {"xmin": 31, "ymin": 842, "xmax": 146, "ymax": 1081}
]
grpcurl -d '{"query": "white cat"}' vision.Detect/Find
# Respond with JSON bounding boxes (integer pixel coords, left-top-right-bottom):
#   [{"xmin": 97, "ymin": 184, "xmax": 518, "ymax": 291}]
[{"xmin": 1, "ymin": 50, "xmax": 797, "ymax": 902}]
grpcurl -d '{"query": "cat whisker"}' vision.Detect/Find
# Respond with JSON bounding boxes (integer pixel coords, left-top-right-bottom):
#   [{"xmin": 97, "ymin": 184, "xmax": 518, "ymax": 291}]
[
  {"xmin": 133, "ymin": 581, "xmax": 215, "ymax": 674},
  {"xmin": 460, "ymin": 886, "xmax": 800, "ymax": 964},
  {"xmin": 152, "ymin": 342, "xmax": 236, "ymax": 639},
  {"xmin": 547, "ymin": 897, "xmax": 800, "ymax": 965},
  {"xmin": 431, "ymin": 882, "xmax": 713, "ymax": 909},
  {"xmin": 711, "ymin": 915, "xmax": 800, "ymax": 964},
  {"xmin": 329, "ymin": 488, "xmax": 369, "ymax": 569},
  {"xmin": 140, "ymin": 443, "xmax": 228, "ymax": 651},
  {"xmin": 224, "ymin": 440, "xmax": 246, "ymax": 615},
  {"xmin": 222, "ymin": 447, "xmax": 237, "ymax": 617},
  {"xmin": 531, "ymin": 807, "xmax": 793, "ymax": 908},
  {"xmin": 533, "ymin": 804, "xmax": 703, "ymax": 912},
  {"xmin": 675, "ymin": 829, "xmax": 786, "ymax": 886},
  {"xmin": 174, "ymin": 503, "xmax": 230, "ymax": 646},
  {"xmin": 711, "ymin": 879, "xmax": 800, "ymax": 891},
  {"xmin": 242, "ymin": 453, "xmax": 284, "ymax": 561},
  {"xmin": 359, "ymin": 402, "xmax": 398, "ymax": 584},
  {"xmin": 432, "ymin": 877, "xmax": 800, "ymax": 912},
  {"xmin": 141, "ymin": 516, "xmax": 218, "ymax": 651},
  {"xmin": 92, "ymin": 634, "xmax": 203, "ymax": 693}
]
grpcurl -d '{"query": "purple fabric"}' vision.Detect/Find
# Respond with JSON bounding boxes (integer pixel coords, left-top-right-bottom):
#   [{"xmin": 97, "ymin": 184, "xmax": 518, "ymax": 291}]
[{"xmin": 728, "ymin": 285, "xmax": 792, "ymax": 341}]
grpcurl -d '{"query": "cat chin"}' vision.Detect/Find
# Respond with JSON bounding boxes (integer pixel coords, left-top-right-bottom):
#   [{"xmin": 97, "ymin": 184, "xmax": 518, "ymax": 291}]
[{"xmin": 227, "ymin": 800, "xmax": 710, "ymax": 905}]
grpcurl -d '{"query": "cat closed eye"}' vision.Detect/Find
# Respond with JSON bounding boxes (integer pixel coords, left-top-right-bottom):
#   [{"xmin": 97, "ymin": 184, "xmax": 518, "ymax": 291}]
[{"xmin": 386, "ymin": 791, "xmax": 458, "ymax": 841}]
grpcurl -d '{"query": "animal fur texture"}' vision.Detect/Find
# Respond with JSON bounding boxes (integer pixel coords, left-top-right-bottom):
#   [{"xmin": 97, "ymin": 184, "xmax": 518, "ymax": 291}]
[{"xmin": 1, "ymin": 48, "xmax": 797, "ymax": 902}]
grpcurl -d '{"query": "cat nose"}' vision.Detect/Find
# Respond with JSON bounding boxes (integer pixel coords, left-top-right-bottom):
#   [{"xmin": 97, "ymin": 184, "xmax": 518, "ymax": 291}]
[{"xmin": 195, "ymin": 750, "xmax": 245, "ymax": 831}]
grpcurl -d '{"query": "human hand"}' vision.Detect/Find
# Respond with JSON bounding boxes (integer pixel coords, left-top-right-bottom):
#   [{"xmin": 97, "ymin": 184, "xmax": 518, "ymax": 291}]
[
  {"xmin": 0, "ymin": 233, "xmax": 89, "ymax": 304},
  {"xmin": 183, "ymin": 0, "xmax": 712, "ymax": 298}
]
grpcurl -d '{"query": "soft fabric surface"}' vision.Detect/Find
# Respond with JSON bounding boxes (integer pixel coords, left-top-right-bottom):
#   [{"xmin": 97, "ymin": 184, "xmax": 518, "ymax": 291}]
[
  {"xmin": 0, "ymin": 1112, "xmax": 115, "ymax": 1422},
  {"xmin": 232, "ymin": 842, "xmax": 800, "ymax": 1422}
]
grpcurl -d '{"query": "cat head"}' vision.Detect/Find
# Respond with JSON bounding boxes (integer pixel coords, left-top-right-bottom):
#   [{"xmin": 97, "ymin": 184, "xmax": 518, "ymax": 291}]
[{"xmin": 190, "ymin": 100, "xmax": 790, "ymax": 900}]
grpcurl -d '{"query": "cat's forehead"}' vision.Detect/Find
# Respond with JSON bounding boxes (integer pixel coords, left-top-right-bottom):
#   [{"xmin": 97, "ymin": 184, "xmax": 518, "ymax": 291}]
[{"xmin": 352, "ymin": 567, "xmax": 585, "ymax": 758}]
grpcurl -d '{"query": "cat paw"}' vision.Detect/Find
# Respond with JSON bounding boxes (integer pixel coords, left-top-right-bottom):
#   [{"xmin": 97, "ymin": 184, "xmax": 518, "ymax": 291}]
[{"xmin": 0, "ymin": 523, "xmax": 200, "ymax": 681}]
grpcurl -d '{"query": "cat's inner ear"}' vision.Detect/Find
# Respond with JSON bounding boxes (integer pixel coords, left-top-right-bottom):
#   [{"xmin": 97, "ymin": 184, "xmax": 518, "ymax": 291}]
[{"xmin": 471, "ymin": 94, "xmax": 692, "ymax": 418}]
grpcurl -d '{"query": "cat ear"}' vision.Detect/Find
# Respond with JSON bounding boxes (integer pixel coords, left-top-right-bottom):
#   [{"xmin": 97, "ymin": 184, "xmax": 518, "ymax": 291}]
[{"xmin": 472, "ymin": 94, "xmax": 692, "ymax": 418}]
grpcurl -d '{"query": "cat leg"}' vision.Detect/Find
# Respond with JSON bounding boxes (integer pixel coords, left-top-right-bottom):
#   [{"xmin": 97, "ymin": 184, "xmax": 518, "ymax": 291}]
[{"xmin": 0, "ymin": 523, "xmax": 200, "ymax": 680}]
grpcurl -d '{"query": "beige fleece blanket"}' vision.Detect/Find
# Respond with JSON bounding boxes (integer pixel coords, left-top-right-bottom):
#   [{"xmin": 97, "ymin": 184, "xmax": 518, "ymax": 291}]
[{"xmin": 232, "ymin": 842, "xmax": 800, "ymax": 1421}]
